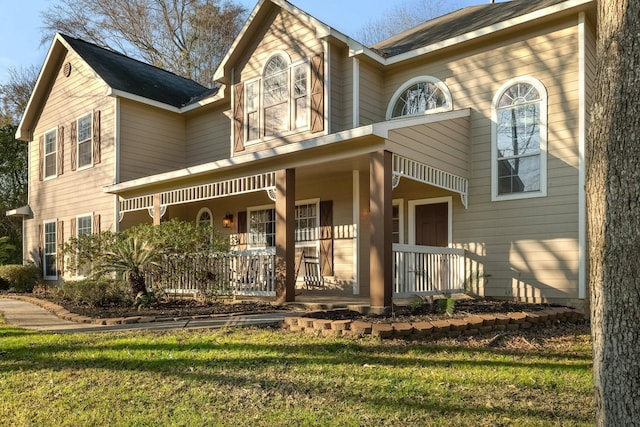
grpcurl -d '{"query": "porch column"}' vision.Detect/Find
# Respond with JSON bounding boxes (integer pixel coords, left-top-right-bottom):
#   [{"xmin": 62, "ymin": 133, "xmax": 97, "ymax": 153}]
[
  {"xmin": 275, "ymin": 168, "xmax": 296, "ymax": 304},
  {"xmin": 369, "ymin": 150, "xmax": 393, "ymax": 313},
  {"xmin": 153, "ymin": 193, "xmax": 161, "ymax": 226}
]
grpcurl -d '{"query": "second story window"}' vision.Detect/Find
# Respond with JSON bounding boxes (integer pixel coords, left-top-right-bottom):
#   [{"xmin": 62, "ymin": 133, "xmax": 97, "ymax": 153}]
[
  {"xmin": 387, "ymin": 76, "xmax": 452, "ymax": 119},
  {"xmin": 244, "ymin": 53, "xmax": 310, "ymax": 143},
  {"xmin": 43, "ymin": 129, "xmax": 57, "ymax": 179},
  {"xmin": 77, "ymin": 113, "xmax": 93, "ymax": 169}
]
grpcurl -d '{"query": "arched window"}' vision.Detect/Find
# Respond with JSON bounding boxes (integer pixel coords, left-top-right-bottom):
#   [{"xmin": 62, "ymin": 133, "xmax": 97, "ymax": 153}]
[
  {"xmin": 263, "ymin": 53, "xmax": 290, "ymax": 136},
  {"xmin": 387, "ymin": 76, "xmax": 452, "ymax": 119},
  {"xmin": 197, "ymin": 208, "xmax": 213, "ymax": 227},
  {"xmin": 491, "ymin": 77, "xmax": 547, "ymax": 200}
]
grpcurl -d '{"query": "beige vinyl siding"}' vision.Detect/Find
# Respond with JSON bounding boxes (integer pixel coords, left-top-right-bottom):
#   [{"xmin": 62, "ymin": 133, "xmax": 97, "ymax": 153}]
[
  {"xmin": 119, "ymin": 99, "xmax": 186, "ymax": 182},
  {"xmin": 238, "ymin": 9, "xmax": 322, "ymax": 82},
  {"xmin": 24, "ymin": 49, "xmax": 116, "ymax": 271},
  {"xmin": 358, "ymin": 61, "xmax": 384, "ymax": 125},
  {"xmin": 387, "ymin": 116, "xmax": 470, "ymax": 178},
  {"xmin": 379, "ymin": 18, "xmax": 582, "ymax": 302},
  {"xmin": 186, "ymin": 105, "xmax": 231, "ymax": 166},
  {"xmin": 329, "ymin": 43, "xmax": 350, "ymax": 132}
]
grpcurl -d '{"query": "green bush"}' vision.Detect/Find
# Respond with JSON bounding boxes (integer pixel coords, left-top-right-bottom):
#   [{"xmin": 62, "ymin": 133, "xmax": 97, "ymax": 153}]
[
  {"xmin": 53, "ymin": 279, "xmax": 131, "ymax": 307},
  {"xmin": 0, "ymin": 264, "xmax": 41, "ymax": 292}
]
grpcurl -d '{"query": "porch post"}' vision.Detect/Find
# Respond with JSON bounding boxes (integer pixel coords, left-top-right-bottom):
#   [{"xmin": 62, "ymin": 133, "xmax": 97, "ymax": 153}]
[
  {"xmin": 369, "ymin": 150, "xmax": 393, "ymax": 313},
  {"xmin": 153, "ymin": 193, "xmax": 161, "ymax": 226},
  {"xmin": 275, "ymin": 168, "xmax": 296, "ymax": 303}
]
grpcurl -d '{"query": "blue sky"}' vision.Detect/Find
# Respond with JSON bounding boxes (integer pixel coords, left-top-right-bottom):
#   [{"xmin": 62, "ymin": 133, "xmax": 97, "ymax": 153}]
[{"xmin": 0, "ymin": 0, "xmax": 502, "ymax": 83}]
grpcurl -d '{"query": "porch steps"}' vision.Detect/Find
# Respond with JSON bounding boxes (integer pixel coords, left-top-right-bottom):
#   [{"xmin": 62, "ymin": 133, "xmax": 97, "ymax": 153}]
[{"xmin": 282, "ymin": 306, "xmax": 585, "ymax": 340}]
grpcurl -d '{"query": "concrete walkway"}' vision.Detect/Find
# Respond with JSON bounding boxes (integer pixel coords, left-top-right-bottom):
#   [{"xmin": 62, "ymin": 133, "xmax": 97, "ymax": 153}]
[{"xmin": 0, "ymin": 298, "xmax": 287, "ymax": 333}]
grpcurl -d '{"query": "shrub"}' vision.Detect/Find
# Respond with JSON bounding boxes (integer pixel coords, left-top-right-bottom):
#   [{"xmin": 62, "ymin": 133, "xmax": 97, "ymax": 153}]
[
  {"xmin": 53, "ymin": 279, "xmax": 131, "ymax": 307},
  {"xmin": 126, "ymin": 219, "xmax": 229, "ymax": 254},
  {"xmin": 0, "ymin": 264, "xmax": 41, "ymax": 292}
]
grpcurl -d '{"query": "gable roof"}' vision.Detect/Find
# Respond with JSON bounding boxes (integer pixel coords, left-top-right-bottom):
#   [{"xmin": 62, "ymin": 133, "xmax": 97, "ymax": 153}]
[
  {"xmin": 59, "ymin": 34, "xmax": 212, "ymax": 108},
  {"xmin": 371, "ymin": 0, "xmax": 593, "ymax": 60}
]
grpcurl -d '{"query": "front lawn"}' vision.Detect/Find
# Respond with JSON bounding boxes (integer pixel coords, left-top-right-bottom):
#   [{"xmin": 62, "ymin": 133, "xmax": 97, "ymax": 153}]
[{"xmin": 0, "ymin": 318, "xmax": 594, "ymax": 426}]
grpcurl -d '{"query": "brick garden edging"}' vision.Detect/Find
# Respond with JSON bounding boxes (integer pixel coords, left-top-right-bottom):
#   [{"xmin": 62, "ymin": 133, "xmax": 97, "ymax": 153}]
[
  {"xmin": 282, "ymin": 307, "xmax": 585, "ymax": 339},
  {"xmin": 1, "ymin": 294, "xmax": 280, "ymax": 326}
]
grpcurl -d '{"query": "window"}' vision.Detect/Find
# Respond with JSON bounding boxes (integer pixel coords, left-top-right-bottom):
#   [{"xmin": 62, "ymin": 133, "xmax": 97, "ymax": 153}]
[
  {"xmin": 492, "ymin": 77, "xmax": 547, "ymax": 200},
  {"xmin": 197, "ymin": 208, "xmax": 213, "ymax": 227},
  {"xmin": 387, "ymin": 76, "xmax": 452, "ymax": 119},
  {"xmin": 76, "ymin": 215, "xmax": 93, "ymax": 277},
  {"xmin": 248, "ymin": 207, "xmax": 275, "ymax": 247},
  {"xmin": 43, "ymin": 220, "xmax": 57, "ymax": 279},
  {"xmin": 77, "ymin": 113, "xmax": 92, "ymax": 169},
  {"xmin": 245, "ymin": 53, "xmax": 310, "ymax": 141},
  {"xmin": 247, "ymin": 201, "xmax": 319, "ymax": 249},
  {"xmin": 392, "ymin": 200, "xmax": 404, "ymax": 244},
  {"xmin": 44, "ymin": 129, "xmax": 57, "ymax": 179}
]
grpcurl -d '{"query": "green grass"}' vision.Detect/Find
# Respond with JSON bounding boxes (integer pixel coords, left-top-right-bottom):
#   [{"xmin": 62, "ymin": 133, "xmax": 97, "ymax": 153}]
[{"xmin": 0, "ymin": 318, "xmax": 594, "ymax": 426}]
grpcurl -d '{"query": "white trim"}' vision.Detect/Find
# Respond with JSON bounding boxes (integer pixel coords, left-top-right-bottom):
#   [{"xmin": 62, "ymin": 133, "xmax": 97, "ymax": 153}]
[
  {"xmin": 106, "ymin": 88, "xmax": 226, "ymax": 114},
  {"xmin": 386, "ymin": 76, "xmax": 453, "ymax": 120},
  {"xmin": 352, "ymin": 170, "xmax": 359, "ymax": 294},
  {"xmin": 578, "ymin": 12, "xmax": 587, "ymax": 299},
  {"xmin": 196, "ymin": 207, "xmax": 214, "ymax": 227},
  {"xmin": 392, "ymin": 198, "xmax": 404, "ymax": 244},
  {"xmin": 353, "ymin": 57, "xmax": 360, "ymax": 128},
  {"xmin": 105, "ymin": 109, "xmax": 471, "ymax": 195},
  {"xmin": 408, "ymin": 196, "xmax": 453, "ymax": 246},
  {"xmin": 351, "ymin": 0, "xmax": 594, "ymax": 66},
  {"xmin": 75, "ymin": 112, "xmax": 94, "ymax": 171},
  {"xmin": 114, "ymin": 97, "xmax": 120, "ymax": 232},
  {"xmin": 491, "ymin": 76, "xmax": 548, "ymax": 201},
  {"xmin": 43, "ymin": 219, "xmax": 58, "ymax": 280},
  {"xmin": 43, "ymin": 127, "xmax": 58, "ymax": 180}
]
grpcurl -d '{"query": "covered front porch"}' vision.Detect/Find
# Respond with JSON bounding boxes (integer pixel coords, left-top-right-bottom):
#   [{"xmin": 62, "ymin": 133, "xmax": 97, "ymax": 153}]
[{"xmin": 109, "ymin": 110, "xmax": 471, "ymax": 312}]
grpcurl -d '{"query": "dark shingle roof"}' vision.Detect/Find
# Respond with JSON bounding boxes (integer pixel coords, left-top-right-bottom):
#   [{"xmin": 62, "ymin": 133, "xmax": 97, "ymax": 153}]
[
  {"xmin": 371, "ymin": 0, "xmax": 571, "ymax": 58},
  {"xmin": 60, "ymin": 34, "xmax": 214, "ymax": 108}
]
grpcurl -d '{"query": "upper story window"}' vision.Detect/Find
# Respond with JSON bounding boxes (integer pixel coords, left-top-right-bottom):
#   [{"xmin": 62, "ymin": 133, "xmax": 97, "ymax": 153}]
[
  {"xmin": 387, "ymin": 76, "xmax": 452, "ymax": 119},
  {"xmin": 244, "ymin": 53, "xmax": 310, "ymax": 143},
  {"xmin": 76, "ymin": 113, "xmax": 93, "ymax": 169},
  {"xmin": 233, "ymin": 54, "xmax": 323, "ymax": 153},
  {"xmin": 43, "ymin": 128, "xmax": 57, "ymax": 179},
  {"xmin": 491, "ymin": 77, "xmax": 547, "ymax": 201}
]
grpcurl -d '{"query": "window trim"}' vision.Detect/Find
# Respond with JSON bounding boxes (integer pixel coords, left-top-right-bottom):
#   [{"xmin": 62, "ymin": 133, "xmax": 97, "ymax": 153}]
[
  {"xmin": 386, "ymin": 76, "xmax": 453, "ymax": 120},
  {"xmin": 75, "ymin": 213, "xmax": 93, "ymax": 279},
  {"xmin": 76, "ymin": 112, "xmax": 93, "ymax": 170},
  {"xmin": 43, "ymin": 219, "xmax": 58, "ymax": 280},
  {"xmin": 246, "ymin": 199, "xmax": 320, "ymax": 251},
  {"xmin": 244, "ymin": 52, "xmax": 311, "ymax": 144},
  {"xmin": 43, "ymin": 127, "xmax": 58, "ymax": 180},
  {"xmin": 491, "ymin": 76, "xmax": 548, "ymax": 201},
  {"xmin": 392, "ymin": 198, "xmax": 404, "ymax": 245},
  {"xmin": 196, "ymin": 207, "xmax": 213, "ymax": 227}
]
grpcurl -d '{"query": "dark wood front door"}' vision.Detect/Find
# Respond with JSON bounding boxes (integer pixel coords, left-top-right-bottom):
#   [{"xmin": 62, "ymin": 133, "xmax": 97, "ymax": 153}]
[{"xmin": 415, "ymin": 202, "xmax": 448, "ymax": 247}]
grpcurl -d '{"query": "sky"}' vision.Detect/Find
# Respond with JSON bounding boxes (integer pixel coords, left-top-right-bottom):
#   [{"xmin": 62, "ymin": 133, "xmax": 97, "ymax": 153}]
[{"xmin": 0, "ymin": 0, "xmax": 503, "ymax": 84}]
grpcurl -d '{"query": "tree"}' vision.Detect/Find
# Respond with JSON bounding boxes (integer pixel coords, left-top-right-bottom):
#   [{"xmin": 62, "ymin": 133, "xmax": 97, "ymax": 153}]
[
  {"xmin": 355, "ymin": 0, "xmax": 460, "ymax": 45},
  {"xmin": 586, "ymin": 0, "xmax": 640, "ymax": 424},
  {"xmin": 41, "ymin": 0, "xmax": 247, "ymax": 88},
  {"xmin": 0, "ymin": 124, "xmax": 28, "ymax": 264},
  {"xmin": 0, "ymin": 66, "xmax": 38, "ymax": 126}
]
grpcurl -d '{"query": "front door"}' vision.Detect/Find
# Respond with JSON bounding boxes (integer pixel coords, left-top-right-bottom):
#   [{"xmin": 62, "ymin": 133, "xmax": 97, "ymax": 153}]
[{"xmin": 415, "ymin": 202, "xmax": 448, "ymax": 247}]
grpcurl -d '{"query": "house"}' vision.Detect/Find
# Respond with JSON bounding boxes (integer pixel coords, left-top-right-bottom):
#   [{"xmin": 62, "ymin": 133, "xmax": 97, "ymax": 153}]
[{"xmin": 9, "ymin": 0, "xmax": 596, "ymax": 312}]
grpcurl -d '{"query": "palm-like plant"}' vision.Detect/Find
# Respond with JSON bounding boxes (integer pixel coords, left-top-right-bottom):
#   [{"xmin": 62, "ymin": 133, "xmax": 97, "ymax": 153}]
[{"xmin": 95, "ymin": 237, "xmax": 160, "ymax": 297}]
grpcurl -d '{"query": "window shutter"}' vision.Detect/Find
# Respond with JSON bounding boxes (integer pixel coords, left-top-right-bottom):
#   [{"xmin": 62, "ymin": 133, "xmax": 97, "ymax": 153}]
[
  {"xmin": 319, "ymin": 200, "xmax": 334, "ymax": 275},
  {"xmin": 93, "ymin": 213, "xmax": 101, "ymax": 234},
  {"xmin": 57, "ymin": 126, "xmax": 64, "ymax": 175},
  {"xmin": 93, "ymin": 110, "xmax": 101, "ymax": 164},
  {"xmin": 38, "ymin": 135, "xmax": 44, "ymax": 181},
  {"xmin": 237, "ymin": 211, "xmax": 247, "ymax": 246},
  {"xmin": 70, "ymin": 218, "xmax": 76, "ymax": 239},
  {"xmin": 57, "ymin": 220, "xmax": 64, "ymax": 274},
  {"xmin": 310, "ymin": 53, "xmax": 325, "ymax": 133},
  {"xmin": 70, "ymin": 120, "xmax": 77, "ymax": 171},
  {"xmin": 233, "ymin": 83, "xmax": 245, "ymax": 153}
]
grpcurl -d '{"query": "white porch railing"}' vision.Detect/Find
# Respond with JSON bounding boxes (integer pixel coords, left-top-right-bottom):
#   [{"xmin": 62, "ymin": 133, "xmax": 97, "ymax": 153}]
[
  {"xmin": 149, "ymin": 250, "xmax": 275, "ymax": 297},
  {"xmin": 393, "ymin": 244, "xmax": 466, "ymax": 296}
]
